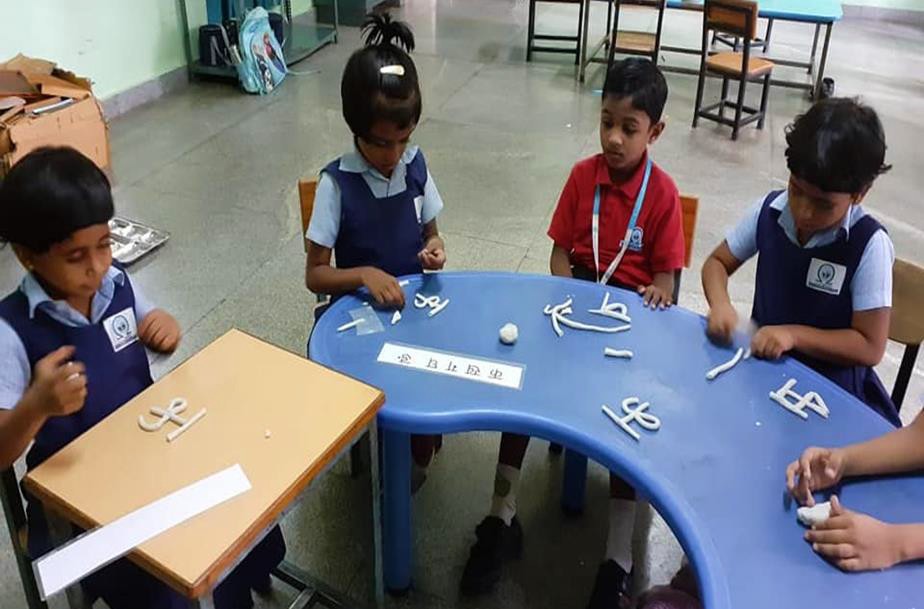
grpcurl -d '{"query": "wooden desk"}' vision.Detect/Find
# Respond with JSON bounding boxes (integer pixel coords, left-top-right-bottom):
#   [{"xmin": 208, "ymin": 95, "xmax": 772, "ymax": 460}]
[{"xmin": 25, "ymin": 329, "xmax": 385, "ymax": 607}]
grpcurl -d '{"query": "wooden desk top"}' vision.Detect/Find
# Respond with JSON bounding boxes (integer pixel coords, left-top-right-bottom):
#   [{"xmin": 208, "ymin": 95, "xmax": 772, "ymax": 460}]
[{"xmin": 25, "ymin": 329, "xmax": 384, "ymax": 598}]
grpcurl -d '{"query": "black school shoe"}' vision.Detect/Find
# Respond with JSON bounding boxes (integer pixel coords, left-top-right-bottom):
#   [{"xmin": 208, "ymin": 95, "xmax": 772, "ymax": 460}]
[
  {"xmin": 586, "ymin": 559, "xmax": 632, "ymax": 609},
  {"xmin": 460, "ymin": 515, "xmax": 524, "ymax": 596}
]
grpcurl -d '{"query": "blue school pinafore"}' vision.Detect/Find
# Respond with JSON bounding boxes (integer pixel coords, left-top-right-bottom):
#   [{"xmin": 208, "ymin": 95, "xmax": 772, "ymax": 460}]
[{"xmin": 752, "ymin": 191, "xmax": 900, "ymax": 427}]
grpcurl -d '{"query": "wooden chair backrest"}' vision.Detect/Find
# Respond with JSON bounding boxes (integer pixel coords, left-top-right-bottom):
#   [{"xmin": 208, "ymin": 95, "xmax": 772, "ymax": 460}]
[
  {"xmin": 890, "ymin": 258, "xmax": 924, "ymax": 346},
  {"xmin": 298, "ymin": 179, "xmax": 318, "ymax": 255},
  {"xmin": 680, "ymin": 194, "xmax": 699, "ymax": 268},
  {"xmin": 705, "ymin": 0, "xmax": 758, "ymax": 39}
]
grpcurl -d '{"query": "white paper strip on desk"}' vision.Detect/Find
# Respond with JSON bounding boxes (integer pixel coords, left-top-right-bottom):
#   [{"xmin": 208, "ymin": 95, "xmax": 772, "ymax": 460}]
[
  {"xmin": 377, "ymin": 341, "xmax": 525, "ymax": 390},
  {"xmin": 34, "ymin": 463, "xmax": 251, "ymax": 600}
]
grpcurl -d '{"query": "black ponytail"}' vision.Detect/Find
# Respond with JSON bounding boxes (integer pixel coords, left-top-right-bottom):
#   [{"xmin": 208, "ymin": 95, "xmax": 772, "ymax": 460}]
[{"xmin": 341, "ymin": 13, "xmax": 422, "ymax": 139}]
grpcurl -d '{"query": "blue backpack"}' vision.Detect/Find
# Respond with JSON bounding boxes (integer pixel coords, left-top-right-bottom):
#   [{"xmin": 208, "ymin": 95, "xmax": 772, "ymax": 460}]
[{"xmin": 236, "ymin": 7, "xmax": 287, "ymax": 94}]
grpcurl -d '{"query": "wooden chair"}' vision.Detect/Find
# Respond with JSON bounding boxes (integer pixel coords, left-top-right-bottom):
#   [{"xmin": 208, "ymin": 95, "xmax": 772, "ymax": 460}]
[
  {"xmin": 1, "ymin": 468, "xmax": 48, "ymax": 609},
  {"xmin": 672, "ymin": 194, "xmax": 699, "ymax": 304},
  {"xmin": 528, "ymin": 0, "xmax": 602, "ymax": 65},
  {"xmin": 712, "ymin": 17, "xmax": 773, "ymax": 53},
  {"xmin": 692, "ymin": 0, "xmax": 774, "ymax": 141},
  {"xmin": 301, "ymin": 179, "xmax": 364, "ymax": 476},
  {"xmin": 606, "ymin": 0, "xmax": 667, "ymax": 67},
  {"xmin": 889, "ymin": 258, "xmax": 924, "ymax": 412},
  {"xmin": 580, "ymin": 0, "xmax": 666, "ymax": 82}
]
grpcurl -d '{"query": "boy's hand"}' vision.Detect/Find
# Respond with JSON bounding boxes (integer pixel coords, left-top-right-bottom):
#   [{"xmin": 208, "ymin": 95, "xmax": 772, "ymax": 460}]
[
  {"xmin": 751, "ymin": 325, "xmax": 796, "ymax": 359},
  {"xmin": 637, "ymin": 284, "xmax": 672, "ymax": 309},
  {"xmin": 361, "ymin": 268, "xmax": 406, "ymax": 308},
  {"xmin": 805, "ymin": 496, "xmax": 902, "ymax": 572},
  {"xmin": 27, "ymin": 346, "xmax": 87, "ymax": 418},
  {"xmin": 706, "ymin": 302, "xmax": 738, "ymax": 344},
  {"xmin": 786, "ymin": 447, "xmax": 847, "ymax": 506},
  {"xmin": 418, "ymin": 245, "xmax": 446, "ymax": 271},
  {"xmin": 139, "ymin": 310, "xmax": 182, "ymax": 354}
]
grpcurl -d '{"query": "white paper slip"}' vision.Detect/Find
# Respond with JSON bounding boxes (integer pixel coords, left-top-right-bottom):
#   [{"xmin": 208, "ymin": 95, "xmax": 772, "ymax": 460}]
[
  {"xmin": 377, "ymin": 342, "xmax": 525, "ymax": 390},
  {"xmin": 34, "ymin": 464, "xmax": 252, "ymax": 600}
]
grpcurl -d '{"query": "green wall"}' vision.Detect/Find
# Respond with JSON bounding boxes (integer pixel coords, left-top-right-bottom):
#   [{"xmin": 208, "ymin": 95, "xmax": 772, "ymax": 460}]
[{"xmin": 0, "ymin": 1, "xmax": 313, "ymax": 101}]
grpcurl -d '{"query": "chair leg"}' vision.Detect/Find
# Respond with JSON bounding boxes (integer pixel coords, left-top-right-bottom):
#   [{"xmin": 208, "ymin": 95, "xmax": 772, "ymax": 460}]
[
  {"xmin": 719, "ymin": 77, "xmax": 729, "ymax": 118},
  {"xmin": 763, "ymin": 18, "xmax": 774, "ymax": 53},
  {"xmin": 605, "ymin": 0, "xmax": 613, "ymax": 48},
  {"xmin": 526, "ymin": 0, "xmax": 536, "ymax": 62},
  {"xmin": 575, "ymin": 0, "xmax": 585, "ymax": 66},
  {"xmin": 892, "ymin": 344, "xmax": 920, "ymax": 412},
  {"xmin": 732, "ymin": 75, "xmax": 747, "ymax": 140},
  {"xmin": 758, "ymin": 73, "xmax": 771, "ymax": 129},
  {"xmin": 692, "ymin": 66, "xmax": 707, "ymax": 128}
]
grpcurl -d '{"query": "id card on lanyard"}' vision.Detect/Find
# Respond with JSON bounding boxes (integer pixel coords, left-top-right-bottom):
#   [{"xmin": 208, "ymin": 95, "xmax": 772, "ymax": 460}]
[{"xmin": 592, "ymin": 157, "xmax": 652, "ymax": 285}]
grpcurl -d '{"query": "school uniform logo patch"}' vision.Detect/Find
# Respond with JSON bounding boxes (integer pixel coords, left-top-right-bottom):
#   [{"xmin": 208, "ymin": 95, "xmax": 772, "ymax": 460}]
[
  {"xmin": 627, "ymin": 227, "xmax": 644, "ymax": 252},
  {"xmin": 103, "ymin": 307, "xmax": 139, "ymax": 352},
  {"xmin": 806, "ymin": 258, "xmax": 847, "ymax": 295}
]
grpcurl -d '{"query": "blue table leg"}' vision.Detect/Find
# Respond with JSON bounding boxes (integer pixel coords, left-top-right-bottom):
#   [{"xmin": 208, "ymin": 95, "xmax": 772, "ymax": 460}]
[
  {"xmin": 382, "ymin": 427, "xmax": 412, "ymax": 595},
  {"xmin": 561, "ymin": 448, "xmax": 588, "ymax": 516}
]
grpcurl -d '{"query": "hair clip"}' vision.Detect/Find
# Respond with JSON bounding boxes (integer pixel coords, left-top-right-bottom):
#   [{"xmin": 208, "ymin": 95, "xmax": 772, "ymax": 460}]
[{"xmin": 380, "ymin": 65, "xmax": 405, "ymax": 76}]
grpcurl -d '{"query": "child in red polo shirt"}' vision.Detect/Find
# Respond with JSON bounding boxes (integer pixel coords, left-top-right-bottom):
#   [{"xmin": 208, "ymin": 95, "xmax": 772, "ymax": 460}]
[{"xmin": 460, "ymin": 58, "xmax": 685, "ymax": 609}]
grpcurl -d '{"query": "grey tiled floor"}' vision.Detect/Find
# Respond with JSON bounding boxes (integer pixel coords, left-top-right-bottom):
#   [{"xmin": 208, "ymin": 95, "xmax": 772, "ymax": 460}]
[{"xmin": 1, "ymin": 2, "xmax": 923, "ymax": 608}]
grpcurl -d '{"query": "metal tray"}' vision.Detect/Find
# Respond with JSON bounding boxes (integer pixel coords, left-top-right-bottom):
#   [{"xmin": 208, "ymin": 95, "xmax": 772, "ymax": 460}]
[{"xmin": 109, "ymin": 217, "xmax": 169, "ymax": 265}]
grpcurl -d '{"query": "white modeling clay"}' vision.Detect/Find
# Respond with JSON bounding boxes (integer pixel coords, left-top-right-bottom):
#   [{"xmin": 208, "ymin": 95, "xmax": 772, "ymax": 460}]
[
  {"xmin": 399, "ymin": 280, "xmax": 410, "ymax": 287},
  {"xmin": 414, "ymin": 293, "xmax": 449, "ymax": 317},
  {"xmin": 391, "ymin": 310, "xmax": 402, "ymax": 325},
  {"xmin": 139, "ymin": 398, "xmax": 206, "ymax": 443},
  {"xmin": 544, "ymin": 297, "xmax": 631, "ymax": 337},
  {"xmin": 770, "ymin": 379, "xmax": 829, "ymax": 420},
  {"xmin": 138, "ymin": 398, "xmax": 189, "ymax": 432},
  {"xmin": 499, "ymin": 323, "xmax": 519, "ymax": 345},
  {"xmin": 265, "ymin": 430, "xmax": 272, "ymax": 439},
  {"xmin": 604, "ymin": 348, "xmax": 633, "ymax": 359},
  {"xmin": 601, "ymin": 397, "xmax": 661, "ymax": 441},
  {"xmin": 428, "ymin": 298, "xmax": 450, "ymax": 317},
  {"xmin": 706, "ymin": 347, "xmax": 745, "ymax": 380},
  {"xmin": 589, "ymin": 292, "xmax": 631, "ymax": 323},
  {"xmin": 337, "ymin": 319, "xmax": 364, "ymax": 332},
  {"xmin": 797, "ymin": 501, "xmax": 831, "ymax": 526}
]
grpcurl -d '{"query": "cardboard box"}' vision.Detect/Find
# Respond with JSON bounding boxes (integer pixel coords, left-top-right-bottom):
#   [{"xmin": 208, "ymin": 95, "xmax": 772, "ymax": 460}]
[{"xmin": 0, "ymin": 54, "xmax": 109, "ymax": 178}]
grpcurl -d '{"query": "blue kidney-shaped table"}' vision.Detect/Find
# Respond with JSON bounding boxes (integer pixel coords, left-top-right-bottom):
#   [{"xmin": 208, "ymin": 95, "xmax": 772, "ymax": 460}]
[{"xmin": 309, "ymin": 271, "xmax": 924, "ymax": 609}]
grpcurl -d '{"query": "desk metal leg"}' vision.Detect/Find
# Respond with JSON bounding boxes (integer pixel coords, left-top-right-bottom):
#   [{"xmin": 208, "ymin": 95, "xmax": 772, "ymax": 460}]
[
  {"xmin": 382, "ymin": 427, "xmax": 412, "ymax": 594},
  {"xmin": 578, "ymin": 0, "xmax": 592, "ymax": 82},
  {"xmin": 561, "ymin": 449, "xmax": 588, "ymax": 516},
  {"xmin": 369, "ymin": 422, "xmax": 385, "ymax": 608},
  {"xmin": 808, "ymin": 23, "xmax": 821, "ymax": 75},
  {"xmin": 814, "ymin": 23, "xmax": 833, "ymax": 100},
  {"xmin": 188, "ymin": 594, "xmax": 216, "ymax": 609}
]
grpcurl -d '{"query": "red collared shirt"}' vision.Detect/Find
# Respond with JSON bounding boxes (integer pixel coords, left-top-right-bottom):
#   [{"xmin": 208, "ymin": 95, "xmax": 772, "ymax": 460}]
[{"xmin": 548, "ymin": 153, "xmax": 685, "ymax": 288}]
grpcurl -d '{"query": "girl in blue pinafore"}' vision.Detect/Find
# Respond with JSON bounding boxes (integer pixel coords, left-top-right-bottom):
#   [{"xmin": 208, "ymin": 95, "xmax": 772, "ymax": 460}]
[
  {"xmin": 0, "ymin": 147, "xmax": 284, "ymax": 609},
  {"xmin": 305, "ymin": 14, "xmax": 447, "ymax": 491},
  {"xmin": 703, "ymin": 98, "xmax": 901, "ymax": 428}
]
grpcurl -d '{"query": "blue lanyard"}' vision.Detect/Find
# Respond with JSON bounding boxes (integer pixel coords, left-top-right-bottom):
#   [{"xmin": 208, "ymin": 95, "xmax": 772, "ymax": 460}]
[{"xmin": 592, "ymin": 157, "xmax": 652, "ymax": 284}]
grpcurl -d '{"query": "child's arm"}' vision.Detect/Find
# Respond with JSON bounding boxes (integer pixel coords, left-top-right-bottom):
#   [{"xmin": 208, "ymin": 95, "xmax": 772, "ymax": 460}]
[
  {"xmin": 787, "ymin": 414, "xmax": 924, "ymax": 572},
  {"xmin": 637, "ymin": 272, "xmax": 675, "ymax": 309},
  {"xmin": 805, "ymin": 495, "xmax": 924, "ymax": 572},
  {"xmin": 549, "ymin": 245, "xmax": 573, "ymax": 278},
  {"xmin": 0, "ymin": 346, "xmax": 87, "ymax": 469},
  {"xmin": 418, "ymin": 220, "xmax": 446, "ymax": 270},
  {"xmin": 701, "ymin": 241, "xmax": 745, "ymax": 343},
  {"xmin": 751, "ymin": 309, "xmax": 889, "ymax": 365},
  {"xmin": 138, "ymin": 310, "xmax": 181, "ymax": 354},
  {"xmin": 787, "ymin": 410, "xmax": 924, "ymax": 505},
  {"xmin": 305, "ymin": 242, "xmax": 405, "ymax": 308}
]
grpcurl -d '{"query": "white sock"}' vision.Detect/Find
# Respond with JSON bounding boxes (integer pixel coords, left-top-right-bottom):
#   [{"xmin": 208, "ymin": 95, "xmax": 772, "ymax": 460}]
[
  {"xmin": 489, "ymin": 463, "xmax": 520, "ymax": 525},
  {"xmin": 605, "ymin": 498, "xmax": 636, "ymax": 573}
]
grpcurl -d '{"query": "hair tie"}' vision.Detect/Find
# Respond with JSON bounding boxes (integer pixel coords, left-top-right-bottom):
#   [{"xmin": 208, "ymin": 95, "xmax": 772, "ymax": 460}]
[{"xmin": 380, "ymin": 65, "xmax": 405, "ymax": 76}]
